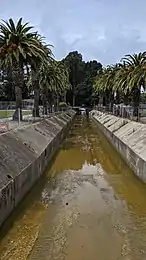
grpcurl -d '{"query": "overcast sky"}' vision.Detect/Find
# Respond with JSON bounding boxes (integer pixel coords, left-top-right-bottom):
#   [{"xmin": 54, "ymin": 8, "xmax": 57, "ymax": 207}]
[{"xmin": 0, "ymin": 0, "xmax": 146, "ymax": 65}]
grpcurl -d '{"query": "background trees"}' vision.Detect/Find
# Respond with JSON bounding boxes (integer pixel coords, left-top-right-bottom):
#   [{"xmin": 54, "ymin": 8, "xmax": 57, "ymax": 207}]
[
  {"xmin": 63, "ymin": 51, "xmax": 84, "ymax": 106},
  {"xmin": 0, "ymin": 36, "xmax": 103, "ymax": 113},
  {"xmin": 76, "ymin": 60, "xmax": 102, "ymax": 107},
  {"xmin": 63, "ymin": 51, "xmax": 102, "ymax": 106}
]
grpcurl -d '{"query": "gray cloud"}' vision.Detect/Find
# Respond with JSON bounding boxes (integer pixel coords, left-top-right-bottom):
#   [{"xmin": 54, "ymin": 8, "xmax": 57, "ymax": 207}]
[{"xmin": 1, "ymin": 0, "xmax": 146, "ymax": 65}]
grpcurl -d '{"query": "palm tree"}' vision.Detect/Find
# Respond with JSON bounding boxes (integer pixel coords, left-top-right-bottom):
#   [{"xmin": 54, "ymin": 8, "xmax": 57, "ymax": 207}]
[
  {"xmin": 0, "ymin": 18, "xmax": 50, "ymax": 120},
  {"xmin": 114, "ymin": 62, "xmax": 131, "ymax": 105},
  {"xmin": 39, "ymin": 60, "xmax": 69, "ymax": 114},
  {"xmin": 30, "ymin": 36, "xmax": 53, "ymax": 117},
  {"xmin": 93, "ymin": 64, "xmax": 121, "ymax": 108},
  {"xmin": 118, "ymin": 53, "xmax": 146, "ymax": 117}
]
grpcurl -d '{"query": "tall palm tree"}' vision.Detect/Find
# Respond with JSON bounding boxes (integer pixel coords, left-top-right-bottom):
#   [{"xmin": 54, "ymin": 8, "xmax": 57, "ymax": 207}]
[
  {"xmin": 0, "ymin": 18, "xmax": 49, "ymax": 120},
  {"xmin": 39, "ymin": 60, "xmax": 69, "ymax": 114},
  {"xmin": 114, "ymin": 61, "xmax": 131, "ymax": 104},
  {"xmin": 30, "ymin": 35, "xmax": 53, "ymax": 117},
  {"xmin": 93, "ymin": 64, "xmax": 121, "ymax": 107},
  {"xmin": 119, "ymin": 52, "xmax": 146, "ymax": 116}
]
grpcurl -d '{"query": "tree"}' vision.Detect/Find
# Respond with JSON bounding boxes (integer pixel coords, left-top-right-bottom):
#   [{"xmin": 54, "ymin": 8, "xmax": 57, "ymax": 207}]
[
  {"xmin": 63, "ymin": 51, "xmax": 84, "ymax": 106},
  {"xmin": 93, "ymin": 52, "xmax": 146, "ymax": 119},
  {"xmin": 76, "ymin": 60, "xmax": 102, "ymax": 106},
  {"xmin": 39, "ymin": 60, "xmax": 69, "ymax": 114},
  {"xmin": 63, "ymin": 53, "xmax": 102, "ymax": 107},
  {"xmin": 118, "ymin": 53, "xmax": 146, "ymax": 116},
  {"xmin": 93, "ymin": 67, "xmax": 113, "ymax": 107},
  {"xmin": 0, "ymin": 18, "xmax": 51, "ymax": 120},
  {"xmin": 30, "ymin": 36, "xmax": 53, "ymax": 117},
  {"xmin": 114, "ymin": 62, "xmax": 131, "ymax": 105}
]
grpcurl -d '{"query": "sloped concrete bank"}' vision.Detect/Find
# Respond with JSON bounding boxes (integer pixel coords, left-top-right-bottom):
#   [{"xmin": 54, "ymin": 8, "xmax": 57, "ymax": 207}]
[
  {"xmin": 91, "ymin": 110, "xmax": 146, "ymax": 183},
  {"xmin": 0, "ymin": 110, "xmax": 75, "ymax": 227}
]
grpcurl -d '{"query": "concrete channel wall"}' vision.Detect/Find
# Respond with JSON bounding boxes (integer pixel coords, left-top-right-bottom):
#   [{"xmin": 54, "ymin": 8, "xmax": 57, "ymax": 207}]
[
  {"xmin": 0, "ymin": 110, "xmax": 75, "ymax": 227},
  {"xmin": 91, "ymin": 110, "xmax": 146, "ymax": 183}
]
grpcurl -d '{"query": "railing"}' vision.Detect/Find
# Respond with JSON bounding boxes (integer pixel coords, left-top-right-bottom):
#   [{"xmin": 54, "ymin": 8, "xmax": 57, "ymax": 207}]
[{"xmin": 94, "ymin": 103, "xmax": 146, "ymax": 124}]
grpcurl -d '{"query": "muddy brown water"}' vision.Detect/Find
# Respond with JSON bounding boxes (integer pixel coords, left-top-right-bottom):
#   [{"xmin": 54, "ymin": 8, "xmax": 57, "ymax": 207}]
[{"xmin": 0, "ymin": 116, "xmax": 146, "ymax": 260}]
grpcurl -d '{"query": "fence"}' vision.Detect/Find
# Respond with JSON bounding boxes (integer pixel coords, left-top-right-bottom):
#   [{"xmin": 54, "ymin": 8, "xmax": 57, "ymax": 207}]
[
  {"xmin": 0, "ymin": 101, "xmax": 71, "ymax": 134},
  {"xmin": 0, "ymin": 101, "xmax": 32, "ymax": 134},
  {"xmin": 0, "ymin": 101, "xmax": 33, "ymax": 119},
  {"xmin": 95, "ymin": 103, "xmax": 146, "ymax": 124}
]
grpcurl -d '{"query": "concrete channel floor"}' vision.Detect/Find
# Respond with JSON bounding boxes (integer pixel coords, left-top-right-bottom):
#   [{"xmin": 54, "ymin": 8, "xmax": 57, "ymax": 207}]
[{"xmin": 0, "ymin": 116, "xmax": 146, "ymax": 259}]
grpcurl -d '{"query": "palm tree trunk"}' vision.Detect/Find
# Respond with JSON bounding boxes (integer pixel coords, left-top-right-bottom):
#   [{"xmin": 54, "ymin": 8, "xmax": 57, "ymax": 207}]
[
  {"xmin": 33, "ymin": 86, "xmax": 40, "ymax": 117},
  {"xmin": 42, "ymin": 94, "xmax": 48, "ymax": 115},
  {"xmin": 109, "ymin": 92, "xmax": 114, "ymax": 112},
  {"xmin": 133, "ymin": 87, "xmax": 140, "ymax": 121},
  {"xmin": 47, "ymin": 90, "xmax": 53, "ymax": 113},
  {"xmin": 32, "ymin": 67, "xmax": 40, "ymax": 117},
  {"xmin": 103, "ymin": 90, "xmax": 109, "ymax": 108},
  {"xmin": 13, "ymin": 86, "xmax": 22, "ymax": 120},
  {"xmin": 73, "ymin": 94, "xmax": 75, "ymax": 107},
  {"xmin": 44, "ymin": 102, "xmax": 48, "ymax": 115},
  {"xmin": 124, "ymin": 93, "xmax": 129, "ymax": 105},
  {"xmin": 12, "ymin": 62, "xmax": 23, "ymax": 121},
  {"xmin": 57, "ymin": 93, "xmax": 59, "ymax": 107},
  {"xmin": 115, "ymin": 91, "xmax": 120, "ymax": 104},
  {"xmin": 63, "ymin": 92, "xmax": 67, "ymax": 103}
]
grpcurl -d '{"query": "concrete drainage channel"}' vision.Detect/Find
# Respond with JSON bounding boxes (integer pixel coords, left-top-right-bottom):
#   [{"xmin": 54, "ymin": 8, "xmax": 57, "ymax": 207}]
[
  {"xmin": 91, "ymin": 110, "xmax": 146, "ymax": 183},
  {"xmin": 0, "ymin": 110, "xmax": 76, "ymax": 227}
]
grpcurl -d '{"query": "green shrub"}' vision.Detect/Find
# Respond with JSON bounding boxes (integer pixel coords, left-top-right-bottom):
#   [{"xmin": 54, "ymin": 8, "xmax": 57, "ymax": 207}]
[{"xmin": 59, "ymin": 102, "xmax": 67, "ymax": 107}]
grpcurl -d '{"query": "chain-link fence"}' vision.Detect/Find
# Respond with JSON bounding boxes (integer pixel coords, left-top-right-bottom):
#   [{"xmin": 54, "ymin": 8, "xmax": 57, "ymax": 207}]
[
  {"xmin": 0, "ymin": 100, "xmax": 33, "ymax": 118},
  {"xmin": 0, "ymin": 100, "xmax": 33, "ymax": 134},
  {"xmin": 94, "ymin": 103, "xmax": 146, "ymax": 124},
  {"xmin": 0, "ymin": 100, "xmax": 71, "ymax": 134}
]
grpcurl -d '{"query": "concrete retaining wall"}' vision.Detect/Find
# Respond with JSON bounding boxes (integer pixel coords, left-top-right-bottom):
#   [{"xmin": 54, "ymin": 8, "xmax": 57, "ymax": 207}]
[
  {"xmin": 0, "ymin": 110, "xmax": 75, "ymax": 227},
  {"xmin": 91, "ymin": 110, "xmax": 146, "ymax": 183}
]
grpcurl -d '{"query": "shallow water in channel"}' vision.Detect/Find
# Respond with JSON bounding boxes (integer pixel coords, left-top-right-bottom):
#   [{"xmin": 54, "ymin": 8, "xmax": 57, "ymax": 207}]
[{"xmin": 0, "ymin": 116, "xmax": 146, "ymax": 260}]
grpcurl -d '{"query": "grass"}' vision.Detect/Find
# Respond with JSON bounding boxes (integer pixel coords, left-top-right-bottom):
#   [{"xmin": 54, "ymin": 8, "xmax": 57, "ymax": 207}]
[{"xmin": 0, "ymin": 110, "xmax": 32, "ymax": 119}]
